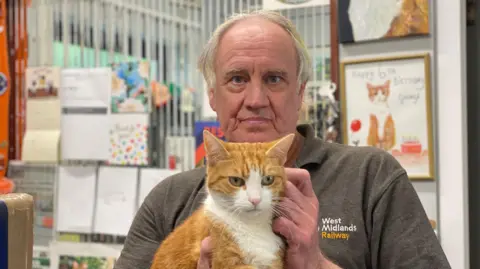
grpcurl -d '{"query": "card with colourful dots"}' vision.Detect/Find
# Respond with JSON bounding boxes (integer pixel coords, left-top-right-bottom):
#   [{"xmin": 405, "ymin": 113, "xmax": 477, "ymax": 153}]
[{"xmin": 108, "ymin": 114, "xmax": 149, "ymax": 166}]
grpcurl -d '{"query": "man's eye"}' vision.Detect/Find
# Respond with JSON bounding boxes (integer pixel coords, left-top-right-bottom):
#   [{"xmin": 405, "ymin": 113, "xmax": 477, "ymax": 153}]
[
  {"xmin": 231, "ymin": 76, "xmax": 246, "ymax": 84},
  {"xmin": 267, "ymin": 76, "xmax": 281, "ymax": 84}
]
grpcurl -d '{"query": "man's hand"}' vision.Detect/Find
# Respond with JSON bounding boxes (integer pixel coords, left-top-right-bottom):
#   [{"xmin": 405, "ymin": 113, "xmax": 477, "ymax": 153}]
[
  {"xmin": 272, "ymin": 168, "xmax": 337, "ymax": 269},
  {"xmin": 197, "ymin": 237, "xmax": 213, "ymax": 269}
]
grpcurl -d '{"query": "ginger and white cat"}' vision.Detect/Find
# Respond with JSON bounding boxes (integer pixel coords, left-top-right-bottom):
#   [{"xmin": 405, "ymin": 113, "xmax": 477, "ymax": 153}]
[
  {"xmin": 150, "ymin": 130, "xmax": 295, "ymax": 269},
  {"xmin": 366, "ymin": 80, "xmax": 396, "ymax": 151}
]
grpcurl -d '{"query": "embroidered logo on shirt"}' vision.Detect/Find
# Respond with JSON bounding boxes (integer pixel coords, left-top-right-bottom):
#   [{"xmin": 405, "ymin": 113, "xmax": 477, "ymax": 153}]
[{"xmin": 318, "ymin": 217, "xmax": 357, "ymax": 240}]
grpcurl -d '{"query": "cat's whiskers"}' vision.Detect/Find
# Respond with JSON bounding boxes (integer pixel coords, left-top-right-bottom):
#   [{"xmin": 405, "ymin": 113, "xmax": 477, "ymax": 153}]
[
  {"xmin": 273, "ymin": 201, "xmax": 317, "ymax": 227},
  {"xmin": 271, "ymin": 206, "xmax": 289, "ymax": 219}
]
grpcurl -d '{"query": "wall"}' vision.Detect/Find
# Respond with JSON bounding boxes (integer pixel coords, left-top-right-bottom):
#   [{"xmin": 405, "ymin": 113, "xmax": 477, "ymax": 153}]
[
  {"xmin": 339, "ymin": 0, "xmax": 470, "ymax": 268},
  {"xmin": 436, "ymin": 0, "xmax": 469, "ymax": 267},
  {"xmin": 339, "ymin": 9, "xmax": 437, "ymax": 222},
  {"xmin": 467, "ymin": 0, "xmax": 479, "ymax": 268}
]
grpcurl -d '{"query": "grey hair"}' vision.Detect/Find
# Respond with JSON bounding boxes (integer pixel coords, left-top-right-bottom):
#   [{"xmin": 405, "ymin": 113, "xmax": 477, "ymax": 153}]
[{"xmin": 197, "ymin": 9, "xmax": 312, "ymax": 90}]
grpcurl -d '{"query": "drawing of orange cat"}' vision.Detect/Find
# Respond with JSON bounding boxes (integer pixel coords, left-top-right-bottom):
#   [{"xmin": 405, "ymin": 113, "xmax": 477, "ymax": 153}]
[
  {"xmin": 384, "ymin": 0, "xmax": 429, "ymax": 37},
  {"xmin": 150, "ymin": 130, "xmax": 295, "ymax": 269},
  {"xmin": 366, "ymin": 80, "xmax": 396, "ymax": 151}
]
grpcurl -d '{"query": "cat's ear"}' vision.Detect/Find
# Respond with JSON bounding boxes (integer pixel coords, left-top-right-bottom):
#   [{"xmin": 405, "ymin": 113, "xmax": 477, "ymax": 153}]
[
  {"xmin": 366, "ymin": 83, "xmax": 373, "ymax": 89},
  {"xmin": 384, "ymin": 80, "xmax": 391, "ymax": 87},
  {"xmin": 266, "ymin": 133, "xmax": 296, "ymax": 165},
  {"xmin": 203, "ymin": 130, "xmax": 230, "ymax": 165}
]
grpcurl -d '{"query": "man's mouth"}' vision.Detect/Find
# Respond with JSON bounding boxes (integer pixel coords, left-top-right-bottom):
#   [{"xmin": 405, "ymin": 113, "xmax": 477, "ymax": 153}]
[{"xmin": 240, "ymin": 117, "xmax": 270, "ymax": 125}]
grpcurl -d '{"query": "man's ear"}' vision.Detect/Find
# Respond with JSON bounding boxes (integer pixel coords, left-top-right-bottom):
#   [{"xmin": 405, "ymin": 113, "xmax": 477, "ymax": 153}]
[
  {"xmin": 297, "ymin": 82, "xmax": 307, "ymax": 111},
  {"xmin": 266, "ymin": 134, "xmax": 296, "ymax": 165},
  {"xmin": 203, "ymin": 130, "xmax": 229, "ymax": 165},
  {"xmin": 208, "ymin": 86, "xmax": 216, "ymax": 112}
]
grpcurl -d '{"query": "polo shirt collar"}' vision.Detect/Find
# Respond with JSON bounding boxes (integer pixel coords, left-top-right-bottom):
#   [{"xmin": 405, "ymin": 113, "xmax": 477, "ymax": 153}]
[{"xmin": 295, "ymin": 124, "xmax": 324, "ymax": 167}]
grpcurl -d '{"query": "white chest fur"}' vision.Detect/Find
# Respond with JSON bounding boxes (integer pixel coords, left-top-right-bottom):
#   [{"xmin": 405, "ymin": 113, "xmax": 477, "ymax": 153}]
[
  {"xmin": 373, "ymin": 105, "xmax": 390, "ymax": 140},
  {"xmin": 204, "ymin": 195, "xmax": 284, "ymax": 268}
]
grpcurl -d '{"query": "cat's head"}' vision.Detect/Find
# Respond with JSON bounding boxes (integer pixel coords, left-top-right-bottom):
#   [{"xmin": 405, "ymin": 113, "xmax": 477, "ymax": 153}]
[
  {"xmin": 367, "ymin": 80, "xmax": 391, "ymax": 104},
  {"xmin": 203, "ymin": 130, "xmax": 295, "ymax": 217}
]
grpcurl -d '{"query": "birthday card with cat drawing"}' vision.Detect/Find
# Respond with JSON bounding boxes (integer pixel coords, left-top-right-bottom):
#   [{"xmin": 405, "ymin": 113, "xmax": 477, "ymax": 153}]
[{"xmin": 341, "ymin": 54, "xmax": 434, "ymax": 180}]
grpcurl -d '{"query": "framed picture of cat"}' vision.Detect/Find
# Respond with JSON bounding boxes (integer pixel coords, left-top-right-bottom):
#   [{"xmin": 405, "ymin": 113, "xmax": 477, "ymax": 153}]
[
  {"xmin": 340, "ymin": 53, "xmax": 434, "ymax": 180},
  {"xmin": 338, "ymin": 0, "xmax": 430, "ymax": 43}
]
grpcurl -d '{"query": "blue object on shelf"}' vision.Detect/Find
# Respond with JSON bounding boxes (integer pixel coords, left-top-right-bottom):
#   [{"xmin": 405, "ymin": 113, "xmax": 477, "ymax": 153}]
[{"xmin": 0, "ymin": 200, "xmax": 8, "ymax": 269}]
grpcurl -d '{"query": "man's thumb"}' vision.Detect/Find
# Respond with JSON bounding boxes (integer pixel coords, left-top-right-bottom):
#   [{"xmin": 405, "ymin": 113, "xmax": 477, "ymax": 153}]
[{"xmin": 197, "ymin": 237, "xmax": 212, "ymax": 269}]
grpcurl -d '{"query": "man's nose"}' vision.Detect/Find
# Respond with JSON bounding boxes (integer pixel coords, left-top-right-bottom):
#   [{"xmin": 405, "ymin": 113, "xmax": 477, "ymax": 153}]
[{"xmin": 244, "ymin": 81, "xmax": 269, "ymax": 110}]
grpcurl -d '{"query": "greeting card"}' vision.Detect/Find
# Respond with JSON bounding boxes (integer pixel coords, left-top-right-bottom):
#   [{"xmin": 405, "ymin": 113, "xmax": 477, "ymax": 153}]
[
  {"xmin": 108, "ymin": 114, "xmax": 149, "ymax": 165},
  {"xmin": 110, "ymin": 61, "xmax": 150, "ymax": 113},
  {"xmin": 26, "ymin": 66, "xmax": 60, "ymax": 99}
]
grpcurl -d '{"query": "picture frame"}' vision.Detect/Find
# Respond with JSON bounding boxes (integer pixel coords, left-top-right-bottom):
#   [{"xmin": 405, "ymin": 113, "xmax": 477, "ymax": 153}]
[
  {"xmin": 340, "ymin": 54, "xmax": 434, "ymax": 180},
  {"xmin": 467, "ymin": 0, "xmax": 476, "ymax": 26},
  {"xmin": 338, "ymin": 0, "xmax": 430, "ymax": 43}
]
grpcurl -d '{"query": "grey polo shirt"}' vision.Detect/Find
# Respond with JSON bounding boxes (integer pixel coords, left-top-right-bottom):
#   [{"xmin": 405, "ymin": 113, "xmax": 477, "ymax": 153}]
[{"xmin": 114, "ymin": 124, "xmax": 451, "ymax": 269}]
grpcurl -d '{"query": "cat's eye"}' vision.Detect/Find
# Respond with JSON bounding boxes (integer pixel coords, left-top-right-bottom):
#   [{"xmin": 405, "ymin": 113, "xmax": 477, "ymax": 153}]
[
  {"xmin": 228, "ymin": 176, "xmax": 245, "ymax": 187},
  {"xmin": 261, "ymin": 175, "xmax": 275, "ymax": 186}
]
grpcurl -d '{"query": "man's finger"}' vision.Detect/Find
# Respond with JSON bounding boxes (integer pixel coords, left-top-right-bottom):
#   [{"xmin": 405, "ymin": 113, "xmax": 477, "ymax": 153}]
[
  {"xmin": 274, "ymin": 196, "xmax": 304, "ymax": 225},
  {"xmin": 284, "ymin": 181, "xmax": 308, "ymax": 211},
  {"xmin": 197, "ymin": 237, "xmax": 212, "ymax": 269},
  {"xmin": 284, "ymin": 168, "xmax": 316, "ymax": 198},
  {"xmin": 272, "ymin": 216, "xmax": 302, "ymax": 250}
]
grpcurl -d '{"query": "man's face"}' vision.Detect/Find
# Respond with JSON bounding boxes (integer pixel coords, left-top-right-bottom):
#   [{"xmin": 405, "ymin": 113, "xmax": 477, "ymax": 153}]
[{"xmin": 209, "ymin": 17, "xmax": 305, "ymax": 143}]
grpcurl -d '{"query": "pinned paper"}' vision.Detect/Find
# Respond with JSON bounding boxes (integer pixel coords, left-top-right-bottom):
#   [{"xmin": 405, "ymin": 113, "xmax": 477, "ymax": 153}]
[
  {"xmin": 22, "ymin": 130, "xmax": 60, "ymax": 163},
  {"xmin": 26, "ymin": 66, "xmax": 60, "ymax": 99},
  {"xmin": 61, "ymin": 68, "xmax": 111, "ymax": 161},
  {"xmin": 108, "ymin": 114, "xmax": 149, "ymax": 166},
  {"xmin": 56, "ymin": 166, "xmax": 96, "ymax": 234},
  {"xmin": 61, "ymin": 68, "xmax": 111, "ymax": 109},
  {"xmin": 93, "ymin": 167, "xmax": 138, "ymax": 236},
  {"xmin": 110, "ymin": 61, "xmax": 150, "ymax": 113},
  {"xmin": 26, "ymin": 98, "xmax": 61, "ymax": 131}
]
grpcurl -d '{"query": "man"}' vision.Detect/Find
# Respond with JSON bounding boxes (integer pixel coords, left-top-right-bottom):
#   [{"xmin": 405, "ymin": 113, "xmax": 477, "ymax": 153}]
[{"xmin": 114, "ymin": 10, "xmax": 451, "ymax": 269}]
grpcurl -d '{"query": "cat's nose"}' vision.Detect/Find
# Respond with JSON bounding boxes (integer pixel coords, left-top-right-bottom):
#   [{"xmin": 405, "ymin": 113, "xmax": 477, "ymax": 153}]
[{"xmin": 248, "ymin": 197, "xmax": 261, "ymax": 206}]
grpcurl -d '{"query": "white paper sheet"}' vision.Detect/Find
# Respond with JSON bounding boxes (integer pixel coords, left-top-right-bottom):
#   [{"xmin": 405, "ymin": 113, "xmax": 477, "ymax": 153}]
[
  {"xmin": 61, "ymin": 68, "xmax": 111, "ymax": 109},
  {"xmin": 61, "ymin": 113, "xmax": 110, "ymax": 161},
  {"xmin": 347, "ymin": 0, "xmax": 401, "ymax": 41},
  {"xmin": 26, "ymin": 99, "xmax": 61, "ymax": 131},
  {"xmin": 138, "ymin": 168, "xmax": 180, "ymax": 207},
  {"xmin": 56, "ymin": 166, "xmax": 97, "ymax": 233},
  {"xmin": 262, "ymin": 0, "xmax": 328, "ymax": 10},
  {"xmin": 60, "ymin": 68, "xmax": 111, "ymax": 161},
  {"xmin": 93, "ymin": 167, "xmax": 138, "ymax": 236},
  {"xmin": 22, "ymin": 130, "xmax": 60, "ymax": 163}
]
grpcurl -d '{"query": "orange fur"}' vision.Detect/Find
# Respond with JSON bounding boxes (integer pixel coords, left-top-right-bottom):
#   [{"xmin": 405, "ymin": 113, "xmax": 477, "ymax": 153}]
[
  {"xmin": 384, "ymin": 0, "xmax": 429, "ymax": 37},
  {"xmin": 150, "ymin": 131, "xmax": 295, "ymax": 269},
  {"xmin": 366, "ymin": 80, "xmax": 396, "ymax": 151}
]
